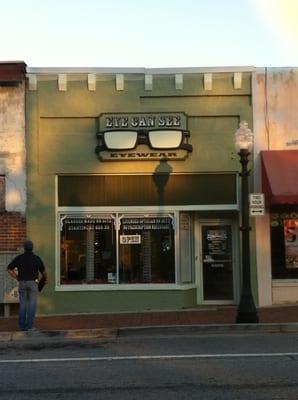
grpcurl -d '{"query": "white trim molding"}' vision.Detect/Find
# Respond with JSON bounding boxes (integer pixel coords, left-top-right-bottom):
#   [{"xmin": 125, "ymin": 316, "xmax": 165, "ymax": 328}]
[
  {"xmin": 55, "ymin": 283, "xmax": 197, "ymax": 292},
  {"xmin": 27, "ymin": 66, "xmax": 256, "ymax": 75},
  {"xmin": 58, "ymin": 74, "xmax": 67, "ymax": 91},
  {"xmin": 204, "ymin": 73, "xmax": 212, "ymax": 90},
  {"xmin": 233, "ymin": 72, "xmax": 242, "ymax": 89},
  {"xmin": 87, "ymin": 73, "xmax": 96, "ymax": 91},
  {"xmin": 145, "ymin": 74, "xmax": 153, "ymax": 91},
  {"xmin": 116, "ymin": 74, "xmax": 124, "ymax": 91},
  {"xmin": 27, "ymin": 74, "xmax": 37, "ymax": 91},
  {"xmin": 175, "ymin": 74, "xmax": 183, "ymax": 90}
]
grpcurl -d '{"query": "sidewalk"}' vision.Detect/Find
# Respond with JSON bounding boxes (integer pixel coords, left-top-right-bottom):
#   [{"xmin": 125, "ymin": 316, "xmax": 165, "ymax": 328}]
[{"xmin": 0, "ymin": 305, "xmax": 298, "ymax": 348}]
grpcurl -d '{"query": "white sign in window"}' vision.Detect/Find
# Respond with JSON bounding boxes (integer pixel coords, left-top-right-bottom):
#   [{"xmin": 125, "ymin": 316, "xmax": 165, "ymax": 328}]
[{"xmin": 120, "ymin": 235, "xmax": 141, "ymax": 244}]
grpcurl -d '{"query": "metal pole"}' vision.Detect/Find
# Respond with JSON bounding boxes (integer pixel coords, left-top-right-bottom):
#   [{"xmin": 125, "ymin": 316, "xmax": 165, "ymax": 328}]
[{"xmin": 236, "ymin": 149, "xmax": 259, "ymax": 323}]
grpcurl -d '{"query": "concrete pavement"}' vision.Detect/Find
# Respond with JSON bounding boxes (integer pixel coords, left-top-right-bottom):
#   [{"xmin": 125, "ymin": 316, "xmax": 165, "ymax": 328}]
[{"xmin": 0, "ymin": 304, "xmax": 298, "ymax": 348}]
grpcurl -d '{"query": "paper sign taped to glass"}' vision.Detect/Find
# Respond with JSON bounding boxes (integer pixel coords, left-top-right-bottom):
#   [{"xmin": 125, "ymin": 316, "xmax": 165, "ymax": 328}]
[
  {"xmin": 4, "ymin": 286, "xmax": 19, "ymax": 303},
  {"xmin": 120, "ymin": 235, "xmax": 141, "ymax": 244}
]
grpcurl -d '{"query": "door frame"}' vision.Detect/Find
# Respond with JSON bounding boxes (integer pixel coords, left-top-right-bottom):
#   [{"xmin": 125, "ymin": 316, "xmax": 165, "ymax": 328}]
[{"xmin": 195, "ymin": 217, "xmax": 240, "ymax": 305}]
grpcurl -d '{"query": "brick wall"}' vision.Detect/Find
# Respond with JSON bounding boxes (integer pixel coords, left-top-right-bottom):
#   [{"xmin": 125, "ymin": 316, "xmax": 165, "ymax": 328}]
[{"xmin": 0, "ymin": 212, "xmax": 26, "ymax": 251}]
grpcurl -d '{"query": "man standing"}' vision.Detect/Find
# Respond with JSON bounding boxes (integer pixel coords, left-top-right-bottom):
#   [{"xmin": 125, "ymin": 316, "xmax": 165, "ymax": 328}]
[{"xmin": 7, "ymin": 240, "xmax": 47, "ymax": 331}]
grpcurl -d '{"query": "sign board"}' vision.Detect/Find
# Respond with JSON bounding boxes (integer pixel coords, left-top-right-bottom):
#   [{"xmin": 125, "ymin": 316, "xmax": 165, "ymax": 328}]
[
  {"xmin": 250, "ymin": 208, "xmax": 265, "ymax": 216},
  {"xmin": 0, "ymin": 252, "xmax": 20, "ymax": 304},
  {"xmin": 121, "ymin": 217, "xmax": 173, "ymax": 231},
  {"xmin": 249, "ymin": 193, "xmax": 265, "ymax": 207},
  {"xmin": 120, "ymin": 235, "xmax": 141, "ymax": 244},
  {"xmin": 202, "ymin": 225, "xmax": 232, "ymax": 269},
  {"xmin": 96, "ymin": 112, "xmax": 192, "ymax": 161},
  {"xmin": 249, "ymin": 193, "xmax": 265, "ymax": 216},
  {"xmin": 107, "ymin": 273, "xmax": 117, "ymax": 283},
  {"xmin": 99, "ymin": 146, "xmax": 188, "ymax": 161},
  {"xmin": 99, "ymin": 113, "xmax": 187, "ymax": 131}
]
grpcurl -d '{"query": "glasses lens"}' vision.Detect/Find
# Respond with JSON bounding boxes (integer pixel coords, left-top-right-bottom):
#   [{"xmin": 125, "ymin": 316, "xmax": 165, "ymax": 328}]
[
  {"xmin": 103, "ymin": 131, "xmax": 137, "ymax": 149},
  {"xmin": 148, "ymin": 130, "xmax": 183, "ymax": 149}
]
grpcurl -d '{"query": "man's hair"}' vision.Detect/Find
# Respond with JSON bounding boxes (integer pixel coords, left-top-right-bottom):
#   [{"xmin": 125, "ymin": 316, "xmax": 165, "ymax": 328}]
[{"xmin": 24, "ymin": 240, "xmax": 34, "ymax": 251}]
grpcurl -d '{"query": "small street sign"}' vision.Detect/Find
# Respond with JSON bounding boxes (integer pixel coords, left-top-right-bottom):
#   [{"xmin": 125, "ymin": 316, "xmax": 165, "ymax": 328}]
[
  {"xmin": 249, "ymin": 193, "xmax": 265, "ymax": 207},
  {"xmin": 250, "ymin": 208, "xmax": 265, "ymax": 216},
  {"xmin": 249, "ymin": 193, "xmax": 265, "ymax": 217}
]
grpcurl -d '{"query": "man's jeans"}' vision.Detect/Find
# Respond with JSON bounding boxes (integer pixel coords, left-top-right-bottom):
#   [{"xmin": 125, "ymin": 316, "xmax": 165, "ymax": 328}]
[{"xmin": 18, "ymin": 280, "xmax": 38, "ymax": 331}]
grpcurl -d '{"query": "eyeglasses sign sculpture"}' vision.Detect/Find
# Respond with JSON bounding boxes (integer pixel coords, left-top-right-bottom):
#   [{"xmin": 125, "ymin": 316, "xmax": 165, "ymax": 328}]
[{"xmin": 96, "ymin": 113, "xmax": 193, "ymax": 161}]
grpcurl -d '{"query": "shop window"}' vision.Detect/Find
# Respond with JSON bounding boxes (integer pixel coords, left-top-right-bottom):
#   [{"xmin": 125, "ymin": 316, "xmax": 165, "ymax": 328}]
[
  {"xmin": 119, "ymin": 215, "xmax": 175, "ymax": 284},
  {"xmin": 270, "ymin": 210, "xmax": 298, "ymax": 279},
  {"xmin": 59, "ymin": 213, "xmax": 176, "ymax": 285},
  {"xmin": 60, "ymin": 215, "xmax": 116, "ymax": 284}
]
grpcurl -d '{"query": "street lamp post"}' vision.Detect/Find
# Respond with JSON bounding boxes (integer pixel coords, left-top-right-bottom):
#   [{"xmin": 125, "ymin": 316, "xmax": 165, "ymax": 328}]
[{"xmin": 234, "ymin": 121, "xmax": 259, "ymax": 324}]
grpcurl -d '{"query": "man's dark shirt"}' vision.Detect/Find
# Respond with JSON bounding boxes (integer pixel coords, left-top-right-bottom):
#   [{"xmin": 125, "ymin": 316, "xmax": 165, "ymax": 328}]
[{"xmin": 7, "ymin": 251, "xmax": 45, "ymax": 281}]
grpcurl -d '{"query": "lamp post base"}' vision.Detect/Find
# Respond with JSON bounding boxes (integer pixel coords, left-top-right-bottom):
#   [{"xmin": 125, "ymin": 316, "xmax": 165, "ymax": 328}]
[
  {"xmin": 236, "ymin": 294, "xmax": 259, "ymax": 324},
  {"xmin": 236, "ymin": 311, "xmax": 259, "ymax": 324}
]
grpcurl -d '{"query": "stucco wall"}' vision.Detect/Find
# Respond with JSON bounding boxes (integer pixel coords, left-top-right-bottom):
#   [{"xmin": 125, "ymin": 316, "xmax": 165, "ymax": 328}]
[
  {"xmin": 253, "ymin": 67, "xmax": 298, "ymax": 306},
  {"xmin": 254, "ymin": 68, "xmax": 298, "ymax": 152}
]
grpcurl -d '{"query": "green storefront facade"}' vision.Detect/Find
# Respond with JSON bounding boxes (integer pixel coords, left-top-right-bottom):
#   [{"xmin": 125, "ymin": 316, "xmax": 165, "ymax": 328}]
[{"xmin": 26, "ymin": 67, "xmax": 256, "ymax": 315}]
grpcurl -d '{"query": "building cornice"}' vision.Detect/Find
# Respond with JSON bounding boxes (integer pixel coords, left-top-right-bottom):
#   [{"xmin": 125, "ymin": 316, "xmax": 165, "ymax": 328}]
[{"xmin": 26, "ymin": 66, "xmax": 256, "ymax": 75}]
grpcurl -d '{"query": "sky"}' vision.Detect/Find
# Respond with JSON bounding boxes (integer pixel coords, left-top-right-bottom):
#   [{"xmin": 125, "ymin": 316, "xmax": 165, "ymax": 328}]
[{"xmin": 1, "ymin": 0, "xmax": 298, "ymax": 68}]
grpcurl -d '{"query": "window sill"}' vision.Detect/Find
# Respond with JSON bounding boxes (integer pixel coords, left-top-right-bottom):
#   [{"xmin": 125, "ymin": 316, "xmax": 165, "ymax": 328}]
[
  {"xmin": 55, "ymin": 283, "xmax": 196, "ymax": 291},
  {"xmin": 272, "ymin": 279, "xmax": 298, "ymax": 287}
]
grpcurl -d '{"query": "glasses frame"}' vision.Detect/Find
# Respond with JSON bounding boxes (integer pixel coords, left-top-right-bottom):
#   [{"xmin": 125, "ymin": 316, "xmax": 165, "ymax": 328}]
[{"xmin": 96, "ymin": 129, "xmax": 193, "ymax": 152}]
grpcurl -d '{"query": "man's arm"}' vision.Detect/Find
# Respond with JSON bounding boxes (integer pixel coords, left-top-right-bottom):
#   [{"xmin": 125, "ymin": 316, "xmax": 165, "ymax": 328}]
[
  {"xmin": 7, "ymin": 267, "xmax": 18, "ymax": 280},
  {"xmin": 7, "ymin": 256, "xmax": 19, "ymax": 280},
  {"xmin": 41, "ymin": 270, "xmax": 48, "ymax": 283}
]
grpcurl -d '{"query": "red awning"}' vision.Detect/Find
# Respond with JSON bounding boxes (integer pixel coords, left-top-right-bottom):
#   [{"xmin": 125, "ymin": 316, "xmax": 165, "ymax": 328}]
[{"xmin": 261, "ymin": 150, "xmax": 298, "ymax": 205}]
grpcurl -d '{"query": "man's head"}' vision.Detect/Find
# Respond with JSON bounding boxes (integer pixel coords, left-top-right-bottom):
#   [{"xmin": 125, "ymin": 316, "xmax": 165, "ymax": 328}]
[{"xmin": 24, "ymin": 240, "xmax": 34, "ymax": 252}]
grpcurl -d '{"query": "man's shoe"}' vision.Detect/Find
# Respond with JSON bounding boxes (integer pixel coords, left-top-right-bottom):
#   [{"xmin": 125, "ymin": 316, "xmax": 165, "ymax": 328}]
[{"xmin": 27, "ymin": 328, "xmax": 38, "ymax": 334}]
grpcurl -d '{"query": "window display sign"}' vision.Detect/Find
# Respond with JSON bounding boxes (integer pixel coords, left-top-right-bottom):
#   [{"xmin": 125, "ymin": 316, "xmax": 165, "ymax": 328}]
[
  {"xmin": 62, "ymin": 217, "xmax": 112, "ymax": 231},
  {"xmin": 202, "ymin": 226, "xmax": 232, "ymax": 268},
  {"xmin": 284, "ymin": 219, "xmax": 298, "ymax": 269},
  {"xmin": 121, "ymin": 217, "xmax": 173, "ymax": 231},
  {"xmin": 120, "ymin": 235, "xmax": 141, "ymax": 244}
]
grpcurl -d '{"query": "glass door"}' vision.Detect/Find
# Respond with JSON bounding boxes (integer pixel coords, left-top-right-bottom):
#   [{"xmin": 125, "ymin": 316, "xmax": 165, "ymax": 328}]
[{"xmin": 196, "ymin": 220, "xmax": 238, "ymax": 303}]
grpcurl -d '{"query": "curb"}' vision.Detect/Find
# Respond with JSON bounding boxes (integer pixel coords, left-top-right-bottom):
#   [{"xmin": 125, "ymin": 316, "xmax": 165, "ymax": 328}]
[
  {"xmin": 0, "ymin": 328, "xmax": 117, "ymax": 343},
  {"xmin": 0, "ymin": 323, "xmax": 298, "ymax": 348},
  {"xmin": 118, "ymin": 323, "xmax": 298, "ymax": 336}
]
